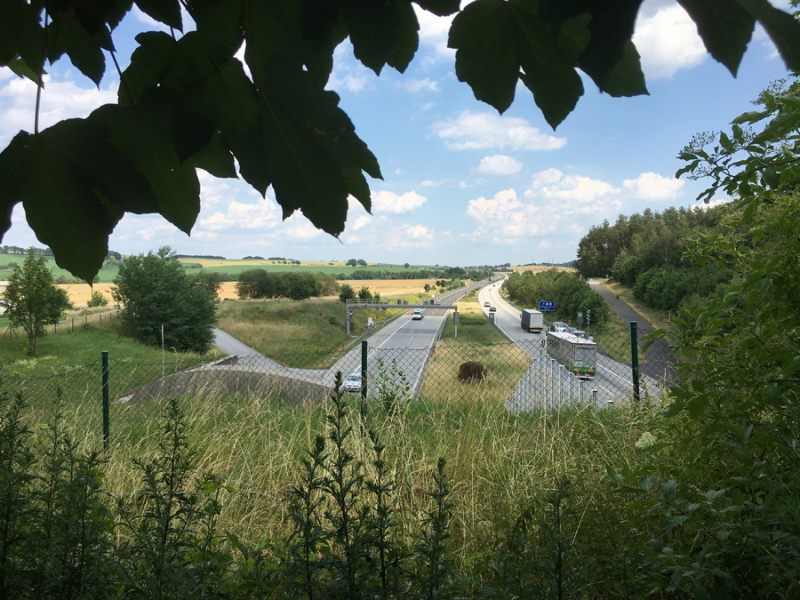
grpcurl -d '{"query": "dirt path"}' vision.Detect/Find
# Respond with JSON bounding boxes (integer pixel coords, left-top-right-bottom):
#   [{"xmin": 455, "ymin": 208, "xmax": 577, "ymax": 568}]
[{"xmin": 590, "ymin": 281, "xmax": 677, "ymax": 385}]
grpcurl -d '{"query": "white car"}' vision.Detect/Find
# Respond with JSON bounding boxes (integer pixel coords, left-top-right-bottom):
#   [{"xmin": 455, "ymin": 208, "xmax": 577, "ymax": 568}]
[
  {"xmin": 343, "ymin": 372, "xmax": 362, "ymax": 393},
  {"xmin": 412, "ymin": 308, "xmax": 423, "ymax": 320}
]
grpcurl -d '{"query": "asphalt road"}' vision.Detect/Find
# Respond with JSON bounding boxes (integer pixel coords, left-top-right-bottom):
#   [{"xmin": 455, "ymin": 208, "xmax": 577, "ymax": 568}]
[
  {"xmin": 212, "ymin": 281, "xmax": 491, "ymax": 397},
  {"xmin": 477, "ymin": 282, "xmax": 663, "ymax": 405},
  {"xmin": 589, "ymin": 281, "xmax": 677, "ymax": 384},
  {"xmin": 329, "ymin": 280, "xmax": 490, "ymax": 396}
]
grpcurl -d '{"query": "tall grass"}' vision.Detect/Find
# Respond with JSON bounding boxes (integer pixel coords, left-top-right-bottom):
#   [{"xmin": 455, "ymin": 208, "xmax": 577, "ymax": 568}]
[{"xmin": 88, "ymin": 389, "xmax": 641, "ymax": 569}]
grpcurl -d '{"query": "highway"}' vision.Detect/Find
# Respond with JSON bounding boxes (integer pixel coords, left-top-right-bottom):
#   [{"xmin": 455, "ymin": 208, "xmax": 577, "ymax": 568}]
[
  {"xmin": 328, "ymin": 280, "xmax": 489, "ymax": 396},
  {"xmin": 214, "ymin": 281, "xmax": 490, "ymax": 397},
  {"xmin": 476, "ymin": 282, "xmax": 662, "ymax": 406}
]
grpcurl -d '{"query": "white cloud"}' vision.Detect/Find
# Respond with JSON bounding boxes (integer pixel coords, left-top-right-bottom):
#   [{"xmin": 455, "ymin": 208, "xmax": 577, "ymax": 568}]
[
  {"xmin": 327, "ymin": 43, "xmax": 372, "ymax": 93},
  {"xmin": 474, "ymin": 154, "xmax": 523, "ymax": 176},
  {"xmin": 400, "ymin": 78, "xmax": 440, "ymax": 92},
  {"xmin": 200, "ymin": 198, "xmax": 282, "ymax": 230},
  {"xmin": 341, "ymin": 215, "xmax": 439, "ymax": 250},
  {"xmin": 0, "ymin": 74, "xmax": 117, "ymax": 146},
  {"xmin": 415, "ymin": 7, "xmax": 456, "ymax": 63},
  {"xmin": 371, "ymin": 190, "xmax": 427, "ymax": 214},
  {"xmin": 433, "ymin": 111, "xmax": 567, "ymax": 151},
  {"xmin": 623, "ymin": 172, "xmax": 684, "ymax": 200},
  {"xmin": 394, "ymin": 168, "xmax": 405, "ymax": 175},
  {"xmin": 421, "ymin": 180, "xmax": 445, "ymax": 187},
  {"xmin": 633, "ymin": 3, "xmax": 707, "ymax": 79},
  {"xmin": 352, "ymin": 215, "xmax": 372, "ymax": 230}
]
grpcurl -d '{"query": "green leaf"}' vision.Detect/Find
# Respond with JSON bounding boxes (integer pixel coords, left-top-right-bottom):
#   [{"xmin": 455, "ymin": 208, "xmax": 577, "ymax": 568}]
[
  {"xmin": 735, "ymin": 0, "xmax": 800, "ymax": 72},
  {"xmin": 638, "ymin": 476, "xmax": 654, "ymax": 492},
  {"xmin": 662, "ymin": 515, "xmax": 688, "ymax": 533},
  {"xmin": 259, "ymin": 51, "xmax": 380, "ymax": 233},
  {"xmin": 185, "ymin": 130, "xmax": 237, "ymax": 178},
  {"xmin": 660, "ymin": 479, "xmax": 679, "ymax": 498},
  {"xmin": 6, "ymin": 56, "xmax": 43, "ymax": 84},
  {"xmin": 340, "ymin": 0, "xmax": 404, "ymax": 75},
  {"xmin": 47, "ymin": 12, "xmax": 106, "ymax": 85},
  {"xmin": 512, "ymin": 0, "xmax": 584, "ymax": 128},
  {"xmin": 97, "ymin": 98, "xmax": 201, "ymax": 234},
  {"xmin": 762, "ymin": 166, "xmax": 780, "ymax": 188},
  {"xmin": 135, "ymin": 0, "xmax": 183, "ymax": 30},
  {"xmin": 414, "ymin": 0, "xmax": 460, "ymax": 17},
  {"xmin": 677, "ymin": 0, "xmax": 754, "ymax": 76},
  {"xmin": 597, "ymin": 40, "xmax": 648, "ymax": 98},
  {"xmin": 120, "ymin": 32, "xmax": 179, "ymax": 106},
  {"xmin": 0, "ymin": 131, "xmax": 122, "ymax": 281},
  {"xmin": 388, "ymin": 0, "xmax": 420, "ymax": 74},
  {"xmin": 242, "ymin": 0, "xmax": 301, "ymax": 84},
  {"xmin": 450, "ymin": 0, "xmax": 520, "ymax": 114},
  {"xmin": 0, "ymin": 0, "xmax": 46, "ymax": 73},
  {"xmin": 574, "ymin": 0, "xmax": 645, "ymax": 91}
]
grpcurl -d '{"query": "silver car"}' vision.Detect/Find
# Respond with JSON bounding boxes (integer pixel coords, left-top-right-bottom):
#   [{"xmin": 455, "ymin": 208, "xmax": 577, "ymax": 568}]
[{"xmin": 343, "ymin": 372, "xmax": 362, "ymax": 393}]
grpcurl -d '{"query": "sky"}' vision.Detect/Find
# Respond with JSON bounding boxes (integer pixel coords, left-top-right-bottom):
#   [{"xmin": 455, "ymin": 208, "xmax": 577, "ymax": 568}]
[{"xmin": 0, "ymin": 0, "xmax": 794, "ymax": 267}]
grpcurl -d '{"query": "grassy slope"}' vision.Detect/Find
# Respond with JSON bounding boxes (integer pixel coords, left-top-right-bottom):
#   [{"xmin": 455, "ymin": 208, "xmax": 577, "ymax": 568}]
[
  {"xmin": 216, "ymin": 298, "xmax": 416, "ymax": 367},
  {"xmin": 423, "ymin": 291, "xmax": 530, "ymax": 403},
  {"xmin": 92, "ymin": 392, "xmax": 643, "ymax": 567}
]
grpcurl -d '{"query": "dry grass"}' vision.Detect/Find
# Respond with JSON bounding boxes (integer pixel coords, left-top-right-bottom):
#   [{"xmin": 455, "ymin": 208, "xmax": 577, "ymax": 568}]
[
  {"xmin": 421, "ymin": 343, "xmax": 531, "ymax": 404},
  {"xmin": 600, "ymin": 280, "xmax": 675, "ymax": 334},
  {"xmin": 88, "ymin": 389, "xmax": 641, "ymax": 565},
  {"xmin": 177, "ymin": 258, "xmax": 354, "ymax": 268},
  {"xmin": 58, "ymin": 283, "xmax": 116, "ymax": 306},
  {"xmin": 510, "ymin": 265, "xmax": 574, "ymax": 273}
]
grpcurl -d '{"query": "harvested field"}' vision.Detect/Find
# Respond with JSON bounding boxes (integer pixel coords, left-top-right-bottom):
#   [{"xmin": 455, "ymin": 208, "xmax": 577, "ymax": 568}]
[
  {"xmin": 58, "ymin": 283, "xmax": 116, "ymax": 306},
  {"xmin": 218, "ymin": 279, "xmax": 438, "ymax": 300}
]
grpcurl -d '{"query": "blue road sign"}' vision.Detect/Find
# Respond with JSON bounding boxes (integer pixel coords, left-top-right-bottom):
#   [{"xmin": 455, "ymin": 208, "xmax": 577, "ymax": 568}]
[{"xmin": 539, "ymin": 301, "xmax": 555, "ymax": 311}]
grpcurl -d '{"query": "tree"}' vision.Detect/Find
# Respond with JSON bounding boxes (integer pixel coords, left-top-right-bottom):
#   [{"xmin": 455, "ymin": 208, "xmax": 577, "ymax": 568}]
[
  {"xmin": 339, "ymin": 284, "xmax": 356, "ymax": 303},
  {"xmin": 193, "ymin": 271, "xmax": 224, "ymax": 298},
  {"xmin": 87, "ymin": 291, "xmax": 108, "ymax": 307},
  {"xmin": 0, "ymin": 248, "xmax": 71, "ymax": 354},
  {"xmin": 610, "ymin": 76, "xmax": 800, "ymax": 596},
  {"xmin": 358, "ymin": 286, "xmax": 373, "ymax": 301},
  {"xmin": 1, "ymin": 2, "xmax": 799, "ymax": 282},
  {"xmin": 357, "ymin": 259, "xmax": 367, "ymax": 267},
  {"xmin": 404, "ymin": 263, "xmax": 410, "ymax": 268},
  {"xmin": 346, "ymin": 259, "xmax": 358, "ymax": 267},
  {"xmin": 112, "ymin": 247, "xmax": 217, "ymax": 353}
]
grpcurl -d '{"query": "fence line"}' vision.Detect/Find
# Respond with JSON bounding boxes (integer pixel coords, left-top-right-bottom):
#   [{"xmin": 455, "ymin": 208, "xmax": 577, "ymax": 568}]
[{"xmin": 0, "ymin": 324, "xmax": 676, "ymax": 448}]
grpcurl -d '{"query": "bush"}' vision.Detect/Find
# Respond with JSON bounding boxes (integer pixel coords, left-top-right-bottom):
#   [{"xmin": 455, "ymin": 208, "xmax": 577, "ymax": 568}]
[
  {"xmin": 86, "ymin": 291, "xmax": 108, "ymax": 307},
  {"xmin": 112, "ymin": 246, "xmax": 217, "ymax": 352}
]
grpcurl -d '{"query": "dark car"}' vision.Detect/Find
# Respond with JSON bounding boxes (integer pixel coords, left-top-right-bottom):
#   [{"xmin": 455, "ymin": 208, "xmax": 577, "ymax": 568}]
[{"xmin": 489, "ymin": 306, "xmax": 497, "ymax": 312}]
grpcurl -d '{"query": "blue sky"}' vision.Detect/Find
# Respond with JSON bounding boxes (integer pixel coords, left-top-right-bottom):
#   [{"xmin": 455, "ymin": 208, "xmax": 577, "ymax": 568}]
[{"xmin": 0, "ymin": 0, "xmax": 793, "ymax": 266}]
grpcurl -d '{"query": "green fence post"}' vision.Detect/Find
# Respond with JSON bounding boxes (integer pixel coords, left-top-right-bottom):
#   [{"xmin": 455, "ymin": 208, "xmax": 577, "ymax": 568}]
[
  {"xmin": 361, "ymin": 341, "xmax": 368, "ymax": 432},
  {"xmin": 102, "ymin": 351, "xmax": 110, "ymax": 452},
  {"xmin": 630, "ymin": 322, "xmax": 640, "ymax": 402}
]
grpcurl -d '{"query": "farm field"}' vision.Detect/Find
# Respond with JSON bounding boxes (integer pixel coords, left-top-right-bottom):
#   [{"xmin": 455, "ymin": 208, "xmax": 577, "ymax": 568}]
[
  {"xmin": 216, "ymin": 278, "xmax": 439, "ymax": 300},
  {"xmin": 0, "ymin": 253, "xmax": 122, "ymax": 283},
  {"xmin": 509, "ymin": 265, "xmax": 574, "ymax": 273}
]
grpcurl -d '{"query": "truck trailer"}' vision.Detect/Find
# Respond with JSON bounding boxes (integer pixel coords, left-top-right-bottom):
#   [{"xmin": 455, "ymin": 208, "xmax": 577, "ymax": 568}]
[{"xmin": 520, "ymin": 309, "xmax": 544, "ymax": 333}]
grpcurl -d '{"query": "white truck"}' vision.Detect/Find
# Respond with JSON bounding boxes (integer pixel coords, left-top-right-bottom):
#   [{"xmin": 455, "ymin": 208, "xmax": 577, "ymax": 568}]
[{"xmin": 520, "ymin": 309, "xmax": 544, "ymax": 333}]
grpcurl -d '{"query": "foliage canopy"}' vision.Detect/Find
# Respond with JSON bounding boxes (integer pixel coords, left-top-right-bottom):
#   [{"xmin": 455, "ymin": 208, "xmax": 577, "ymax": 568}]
[
  {"xmin": 0, "ymin": 247, "xmax": 72, "ymax": 354},
  {"xmin": 112, "ymin": 246, "xmax": 217, "ymax": 352},
  {"xmin": 2, "ymin": 0, "xmax": 800, "ymax": 282}
]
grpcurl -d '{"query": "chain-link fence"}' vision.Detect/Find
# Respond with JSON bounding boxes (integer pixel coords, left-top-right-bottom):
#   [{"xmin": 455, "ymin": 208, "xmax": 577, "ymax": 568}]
[
  {"xmin": 0, "ymin": 321, "xmax": 677, "ymax": 447},
  {"xmin": 2, "ymin": 308, "xmax": 118, "ymax": 340}
]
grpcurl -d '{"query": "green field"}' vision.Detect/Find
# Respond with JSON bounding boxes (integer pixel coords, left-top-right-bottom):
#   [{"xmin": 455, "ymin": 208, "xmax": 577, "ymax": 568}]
[{"xmin": 0, "ymin": 253, "xmax": 439, "ymax": 283}]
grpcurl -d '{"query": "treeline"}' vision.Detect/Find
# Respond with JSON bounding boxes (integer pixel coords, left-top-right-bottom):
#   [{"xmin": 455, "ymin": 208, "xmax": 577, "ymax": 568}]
[
  {"xmin": 0, "ymin": 245, "xmax": 54, "ymax": 256},
  {"xmin": 236, "ymin": 270, "xmax": 338, "ymax": 300},
  {"xmin": 504, "ymin": 269, "xmax": 609, "ymax": 327},
  {"xmin": 575, "ymin": 205, "xmax": 732, "ymax": 312}
]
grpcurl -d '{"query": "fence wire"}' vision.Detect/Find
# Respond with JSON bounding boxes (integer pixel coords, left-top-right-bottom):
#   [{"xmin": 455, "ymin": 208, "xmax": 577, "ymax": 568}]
[{"xmin": 0, "ymin": 324, "xmax": 677, "ymax": 445}]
